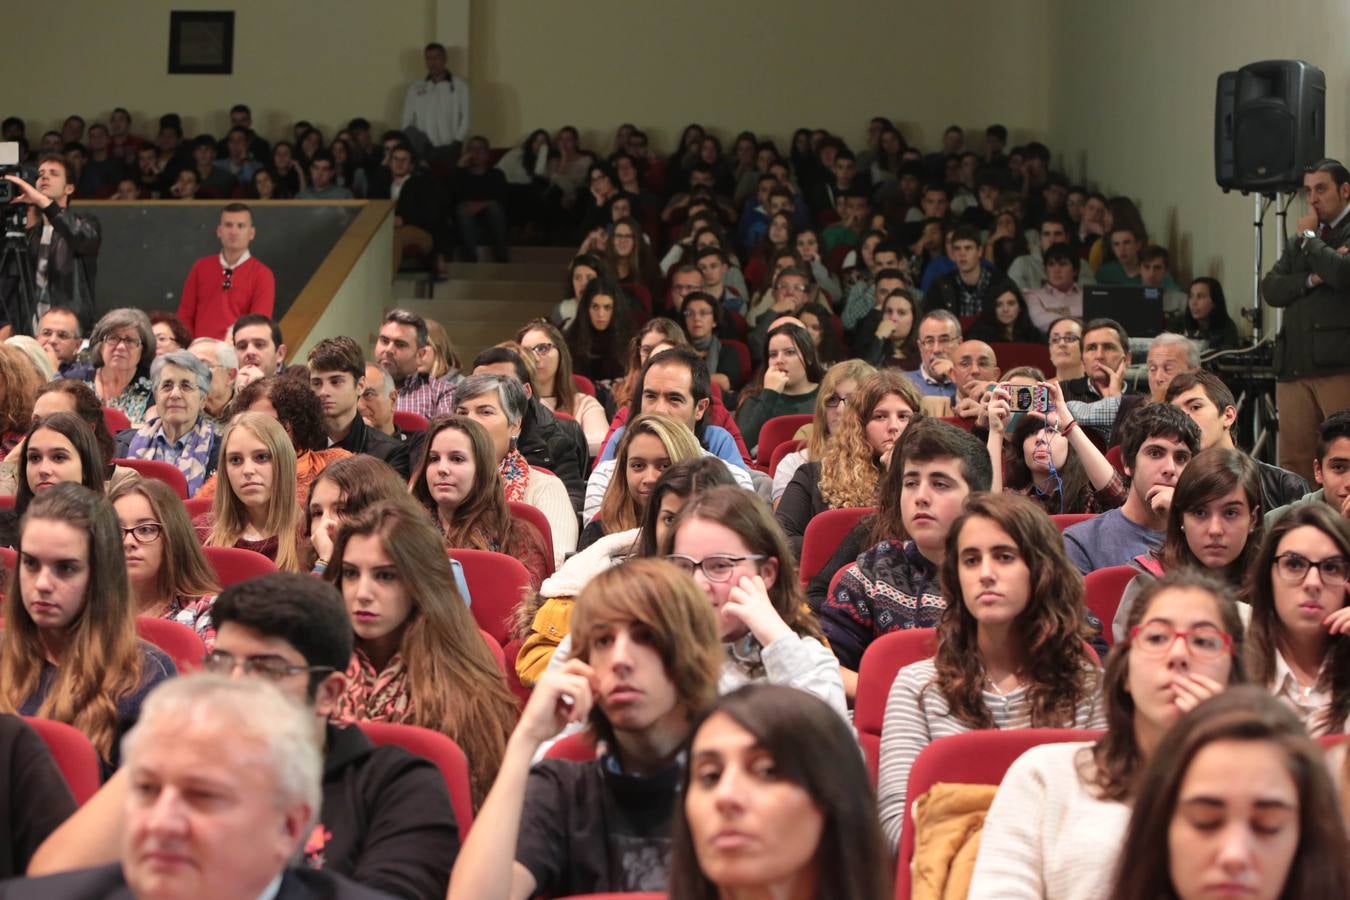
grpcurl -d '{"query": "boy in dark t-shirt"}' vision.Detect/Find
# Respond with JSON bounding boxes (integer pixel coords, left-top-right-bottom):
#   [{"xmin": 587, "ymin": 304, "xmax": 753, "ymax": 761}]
[{"xmin": 448, "ymin": 559, "xmax": 724, "ymax": 899}]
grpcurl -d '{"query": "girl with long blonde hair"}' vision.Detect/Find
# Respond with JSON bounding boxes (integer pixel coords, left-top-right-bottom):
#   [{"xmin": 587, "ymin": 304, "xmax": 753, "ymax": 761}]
[
  {"xmin": 772, "ymin": 359, "xmax": 875, "ymax": 506},
  {"xmin": 583, "ymin": 414, "xmax": 702, "ymax": 550},
  {"xmin": 201, "ymin": 412, "xmax": 304, "ymax": 572}
]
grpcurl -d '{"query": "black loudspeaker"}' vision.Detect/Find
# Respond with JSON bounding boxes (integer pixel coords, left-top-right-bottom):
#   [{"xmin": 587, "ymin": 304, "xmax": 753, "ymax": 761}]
[{"xmin": 1214, "ymin": 60, "xmax": 1325, "ymax": 193}]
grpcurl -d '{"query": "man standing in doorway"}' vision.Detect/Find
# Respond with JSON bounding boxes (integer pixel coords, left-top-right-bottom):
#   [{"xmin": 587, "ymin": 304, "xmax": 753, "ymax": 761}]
[{"xmin": 402, "ymin": 42, "xmax": 470, "ymax": 163}]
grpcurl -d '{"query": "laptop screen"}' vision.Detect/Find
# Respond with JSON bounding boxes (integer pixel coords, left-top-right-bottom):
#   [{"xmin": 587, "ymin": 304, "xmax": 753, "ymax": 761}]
[{"xmin": 1082, "ymin": 285, "xmax": 1168, "ymax": 338}]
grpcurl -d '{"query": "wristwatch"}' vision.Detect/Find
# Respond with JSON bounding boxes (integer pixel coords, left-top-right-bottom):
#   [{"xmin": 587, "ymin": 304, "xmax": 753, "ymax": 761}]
[{"xmin": 1301, "ymin": 229, "xmax": 1318, "ymax": 247}]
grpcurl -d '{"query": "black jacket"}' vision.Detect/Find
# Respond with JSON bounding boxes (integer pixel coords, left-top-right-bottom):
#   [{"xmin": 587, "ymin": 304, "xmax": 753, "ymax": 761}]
[
  {"xmin": 519, "ymin": 398, "xmax": 587, "ymax": 513},
  {"xmin": 1256, "ymin": 459, "xmax": 1309, "ymax": 514},
  {"xmin": 1261, "ymin": 218, "xmax": 1350, "ymax": 379},
  {"xmin": 0, "ymin": 863, "xmax": 396, "ymax": 899},
  {"xmin": 314, "ymin": 723, "xmax": 458, "ymax": 899},
  {"xmin": 0, "ymin": 714, "xmax": 76, "ymax": 879},
  {"xmin": 20, "ymin": 202, "xmax": 101, "ymax": 332},
  {"xmin": 367, "ymin": 170, "xmax": 449, "ymax": 232},
  {"xmin": 333, "ymin": 414, "xmax": 412, "ymax": 479}
]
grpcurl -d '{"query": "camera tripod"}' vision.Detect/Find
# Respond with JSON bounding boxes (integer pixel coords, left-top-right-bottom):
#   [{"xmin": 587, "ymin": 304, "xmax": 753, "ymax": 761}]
[{"xmin": 0, "ymin": 208, "xmax": 37, "ymax": 336}]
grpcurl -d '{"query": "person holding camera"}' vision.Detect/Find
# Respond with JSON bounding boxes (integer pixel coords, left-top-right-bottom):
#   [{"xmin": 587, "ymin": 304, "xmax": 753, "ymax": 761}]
[{"xmin": 1, "ymin": 154, "xmax": 101, "ymax": 339}]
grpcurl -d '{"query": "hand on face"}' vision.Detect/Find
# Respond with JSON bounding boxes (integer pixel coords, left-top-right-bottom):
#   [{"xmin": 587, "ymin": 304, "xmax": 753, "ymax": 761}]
[
  {"xmin": 762, "ymin": 367, "xmax": 789, "ymax": 394},
  {"xmin": 1170, "ymin": 672, "xmax": 1224, "ymax": 713},
  {"xmin": 1147, "ymin": 484, "xmax": 1176, "ymax": 517},
  {"xmin": 1093, "ymin": 358, "xmax": 1127, "ymax": 398},
  {"xmin": 929, "ymin": 356, "xmax": 954, "ymax": 382},
  {"xmin": 723, "ymin": 575, "xmax": 791, "ymax": 646}
]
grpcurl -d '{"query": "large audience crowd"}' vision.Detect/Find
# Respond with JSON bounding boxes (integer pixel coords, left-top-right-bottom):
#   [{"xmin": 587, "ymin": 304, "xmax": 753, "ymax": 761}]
[{"xmin": 3, "ymin": 43, "xmax": 1350, "ymax": 899}]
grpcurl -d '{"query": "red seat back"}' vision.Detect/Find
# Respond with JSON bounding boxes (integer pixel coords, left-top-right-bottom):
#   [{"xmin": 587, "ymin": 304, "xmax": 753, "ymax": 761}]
[
  {"xmin": 184, "ymin": 496, "xmax": 213, "ymax": 519},
  {"xmin": 755, "ymin": 414, "xmax": 813, "ymax": 468},
  {"xmin": 799, "ymin": 506, "xmax": 875, "ymax": 586},
  {"xmin": 479, "ymin": 628, "xmax": 506, "ymax": 676},
  {"xmin": 508, "ymin": 501, "xmax": 555, "ymax": 577},
  {"xmin": 102, "ymin": 407, "xmax": 131, "ymax": 434},
  {"xmin": 939, "ymin": 416, "xmax": 975, "ymax": 432},
  {"xmin": 895, "ymin": 728, "xmax": 1100, "ymax": 900},
  {"xmin": 855, "ymin": 629, "xmax": 938, "ymax": 784},
  {"xmin": 572, "ymin": 374, "xmax": 597, "ymax": 397},
  {"xmin": 1106, "ymin": 444, "xmax": 1124, "ymax": 474},
  {"xmin": 1050, "ymin": 512, "xmax": 1097, "ymax": 532},
  {"xmin": 392, "ymin": 411, "xmax": 430, "ymax": 433},
  {"xmin": 545, "ymin": 730, "xmax": 600, "ymax": 762},
  {"xmin": 556, "ymin": 894, "xmax": 665, "ymax": 900},
  {"xmin": 0, "ymin": 494, "xmax": 15, "ymax": 510},
  {"xmin": 1084, "ymin": 565, "xmax": 1138, "ymax": 647},
  {"xmin": 115, "ymin": 458, "xmax": 190, "ymax": 499},
  {"xmin": 449, "ymin": 548, "xmax": 532, "ymax": 645},
  {"xmin": 989, "ymin": 341, "xmax": 1054, "ymax": 376},
  {"xmin": 357, "ymin": 721, "xmax": 474, "ymax": 835},
  {"xmin": 721, "ymin": 338, "xmax": 753, "ymax": 386},
  {"xmin": 23, "ymin": 716, "xmax": 101, "ymax": 806},
  {"xmin": 0, "ymin": 545, "xmax": 14, "ymax": 572},
  {"xmin": 769, "ymin": 439, "xmax": 805, "ymax": 477},
  {"xmin": 202, "ymin": 546, "xmax": 279, "ymax": 588},
  {"xmin": 135, "ymin": 616, "xmax": 207, "ymax": 672},
  {"xmin": 500, "ymin": 636, "xmax": 533, "ymax": 705}
]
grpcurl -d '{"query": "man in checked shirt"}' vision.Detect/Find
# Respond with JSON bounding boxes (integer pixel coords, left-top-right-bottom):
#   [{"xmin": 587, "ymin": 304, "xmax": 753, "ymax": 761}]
[{"xmin": 375, "ymin": 308, "xmax": 455, "ymax": 418}]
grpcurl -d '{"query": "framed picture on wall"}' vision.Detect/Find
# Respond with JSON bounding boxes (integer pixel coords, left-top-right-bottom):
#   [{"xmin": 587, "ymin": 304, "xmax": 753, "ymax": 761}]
[{"xmin": 168, "ymin": 11, "xmax": 235, "ymax": 75}]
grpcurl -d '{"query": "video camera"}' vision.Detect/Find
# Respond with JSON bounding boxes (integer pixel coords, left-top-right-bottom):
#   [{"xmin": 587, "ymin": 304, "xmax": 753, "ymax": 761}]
[{"xmin": 0, "ymin": 142, "xmax": 36, "ymax": 228}]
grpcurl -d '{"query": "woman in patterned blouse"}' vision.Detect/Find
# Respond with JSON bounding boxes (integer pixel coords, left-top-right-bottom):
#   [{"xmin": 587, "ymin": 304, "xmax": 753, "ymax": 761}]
[
  {"xmin": 111, "ymin": 477, "xmax": 220, "ymax": 648},
  {"xmin": 327, "ymin": 498, "xmax": 517, "ymax": 808},
  {"xmin": 83, "ymin": 308, "xmax": 157, "ymax": 427}
]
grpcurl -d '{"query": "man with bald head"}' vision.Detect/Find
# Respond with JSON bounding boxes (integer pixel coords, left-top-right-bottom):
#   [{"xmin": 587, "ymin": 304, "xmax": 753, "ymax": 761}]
[
  {"xmin": 922, "ymin": 339, "xmax": 1000, "ymax": 418},
  {"xmin": 358, "ymin": 361, "xmax": 426, "ymax": 461}
]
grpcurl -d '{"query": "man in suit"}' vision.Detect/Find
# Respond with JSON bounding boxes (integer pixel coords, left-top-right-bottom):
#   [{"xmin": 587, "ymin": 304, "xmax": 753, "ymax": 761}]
[
  {"xmin": 1261, "ymin": 158, "xmax": 1350, "ymax": 482},
  {"xmin": 4, "ymin": 674, "xmax": 393, "ymax": 899}
]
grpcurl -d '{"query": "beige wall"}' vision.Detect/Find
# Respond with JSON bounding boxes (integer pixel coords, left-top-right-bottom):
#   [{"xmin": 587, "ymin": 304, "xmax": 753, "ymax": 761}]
[
  {"xmin": 472, "ymin": 0, "xmax": 1054, "ymax": 153},
  {"xmin": 1047, "ymin": 0, "xmax": 1350, "ymax": 330},
  {"xmin": 0, "ymin": 0, "xmax": 441, "ymax": 141}
]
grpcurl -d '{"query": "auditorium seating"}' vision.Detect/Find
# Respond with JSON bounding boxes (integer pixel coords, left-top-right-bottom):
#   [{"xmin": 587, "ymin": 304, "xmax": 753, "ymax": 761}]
[
  {"xmin": 768, "ymin": 438, "xmax": 804, "ymax": 477},
  {"xmin": 449, "ymin": 548, "xmax": 533, "ymax": 645},
  {"xmin": 357, "ymin": 721, "xmax": 476, "ymax": 835},
  {"xmin": 202, "ymin": 546, "xmax": 279, "ymax": 588},
  {"xmin": 855, "ymin": 628, "xmax": 938, "ymax": 783},
  {"xmin": 1050, "ymin": 512, "xmax": 1097, "ymax": 531},
  {"xmin": 895, "ymin": 728, "xmax": 1101, "ymax": 900},
  {"xmin": 1084, "ymin": 565, "xmax": 1138, "ymax": 646},
  {"xmin": 799, "ymin": 506, "xmax": 874, "ymax": 586},
  {"xmin": 392, "ymin": 411, "xmax": 430, "ymax": 433},
  {"xmin": 115, "ymin": 458, "xmax": 189, "ymax": 499},
  {"xmin": 23, "ymin": 716, "xmax": 102, "ymax": 806},
  {"xmin": 754, "ymin": 413, "xmax": 812, "ymax": 470},
  {"xmin": 135, "ymin": 616, "xmax": 207, "ymax": 672},
  {"xmin": 508, "ymin": 500, "xmax": 555, "ymax": 577}
]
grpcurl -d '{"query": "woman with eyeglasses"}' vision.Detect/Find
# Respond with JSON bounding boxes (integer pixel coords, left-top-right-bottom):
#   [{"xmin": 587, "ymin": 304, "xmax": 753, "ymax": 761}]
[
  {"xmin": 1045, "ymin": 316, "xmax": 1086, "ymax": 385},
  {"xmin": 880, "ymin": 494, "xmax": 1106, "ymax": 854},
  {"xmin": 0, "ymin": 483, "xmax": 175, "ymax": 776},
  {"xmin": 680, "ymin": 290, "xmax": 744, "ymax": 395},
  {"xmin": 111, "ymin": 477, "xmax": 220, "ymax": 648},
  {"xmin": 772, "ymin": 360, "xmax": 876, "ymax": 507},
  {"xmin": 775, "ymin": 369, "xmax": 921, "ymax": 556},
  {"xmin": 83, "ymin": 308, "xmax": 157, "ymax": 426},
  {"xmin": 967, "ymin": 569, "xmax": 1245, "ymax": 900},
  {"xmin": 516, "ymin": 319, "xmax": 607, "ymax": 456},
  {"xmin": 604, "ymin": 214, "xmax": 661, "ymax": 304},
  {"xmin": 115, "ymin": 350, "xmax": 222, "ymax": 498},
  {"xmin": 1243, "ymin": 503, "xmax": 1350, "ymax": 736},
  {"xmin": 666, "ymin": 485, "xmax": 847, "ymax": 719}
]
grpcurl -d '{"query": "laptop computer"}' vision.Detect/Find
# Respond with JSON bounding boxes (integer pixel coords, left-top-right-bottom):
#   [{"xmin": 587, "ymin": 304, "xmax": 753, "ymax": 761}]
[{"xmin": 1082, "ymin": 285, "xmax": 1168, "ymax": 339}]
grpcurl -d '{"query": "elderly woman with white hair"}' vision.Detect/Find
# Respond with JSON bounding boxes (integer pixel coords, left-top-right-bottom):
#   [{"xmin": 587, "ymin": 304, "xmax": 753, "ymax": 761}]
[
  {"xmin": 81, "ymin": 308, "xmax": 157, "ymax": 426},
  {"xmin": 115, "ymin": 350, "xmax": 222, "ymax": 497},
  {"xmin": 453, "ymin": 372, "xmax": 579, "ymax": 565}
]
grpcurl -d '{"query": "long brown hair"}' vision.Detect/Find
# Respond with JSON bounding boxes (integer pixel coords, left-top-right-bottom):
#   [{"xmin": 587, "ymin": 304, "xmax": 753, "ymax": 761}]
[
  {"xmin": 410, "ymin": 416, "xmax": 520, "ymax": 553},
  {"xmin": 327, "ymin": 499, "xmax": 518, "ymax": 807},
  {"xmin": 109, "ymin": 477, "xmax": 220, "ymax": 609},
  {"xmin": 0, "ymin": 484, "xmax": 145, "ymax": 760},
  {"xmin": 302, "ymin": 455, "xmax": 409, "ymax": 569},
  {"xmin": 515, "ymin": 319, "xmax": 578, "ymax": 413},
  {"xmin": 1004, "ymin": 413, "xmax": 1091, "ymax": 514},
  {"xmin": 570, "ymin": 559, "xmax": 723, "ymax": 750},
  {"xmin": 665, "ymin": 485, "xmax": 823, "ymax": 644},
  {"xmin": 0, "ymin": 345, "xmax": 40, "ymax": 435},
  {"xmin": 1109, "ymin": 687, "xmax": 1350, "ymax": 900},
  {"xmin": 932, "ymin": 493, "xmax": 1099, "ymax": 728},
  {"xmin": 1084, "ymin": 570, "xmax": 1247, "ymax": 801},
  {"xmin": 820, "ymin": 369, "xmax": 921, "ymax": 509},
  {"xmin": 1243, "ymin": 503, "xmax": 1350, "ymax": 734},
  {"xmin": 14, "ymin": 412, "xmax": 107, "ymax": 515},
  {"xmin": 668, "ymin": 685, "xmax": 892, "ymax": 900},
  {"xmin": 597, "ymin": 414, "xmax": 702, "ymax": 534},
  {"xmin": 205, "ymin": 412, "xmax": 303, "ymax": 572},
  {"xmin": 1158, "ymin": 446, "xmax": 1262, "ymax": 585}
]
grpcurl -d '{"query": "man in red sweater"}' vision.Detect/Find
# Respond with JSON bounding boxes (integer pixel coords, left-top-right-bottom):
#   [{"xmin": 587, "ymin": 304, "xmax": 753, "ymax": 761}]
[{"xmin": 176, "ymin": 203, "xmax": 275, "ymax": 340}]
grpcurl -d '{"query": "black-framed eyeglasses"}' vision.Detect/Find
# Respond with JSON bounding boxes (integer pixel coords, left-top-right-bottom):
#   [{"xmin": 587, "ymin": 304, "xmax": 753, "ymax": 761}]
[
  {"xmin": 201, "ymin": 650, "xmax": 336, "ymax": 681},
  {"xmin": 1049, "ymin": 334, "xmax": 1081, "ymax": 346},
  {"xmin": 119, "ymin": 522, "xmax": 163, "ymax": 544},
  {"xmin": 222, "ymin": 268, "xmax": 234, "ymax": 291},
  {"xmin": 1273, "ymin": 552, "xmax": 1349, "ymax": 587},
  {"xmin": 524, "ymin": 341, "xmax": 556, "ymax": 357},
  {"xmin": 666, "ymin": 554, "xmax": 765, "ymax": 582},
  {"xmin": 824, "ymin": 394, "xmax": 851, "ymax": 409},
  {"xmin": 1129, "ymin": 621, "xmax": 1233, "ymax": 660}
]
